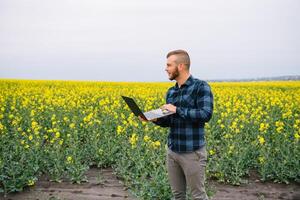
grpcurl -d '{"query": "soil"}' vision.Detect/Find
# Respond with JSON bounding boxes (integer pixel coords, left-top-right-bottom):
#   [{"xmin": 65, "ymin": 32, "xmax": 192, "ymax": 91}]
[
  {"xmin": 1, "ymin": 168, "xmax": 299, "ymax": 200},
  {"xmin": 209, "ymin": 179, "xmax": 299, "ymax": 200},
  {"xmin": 1, "ymin": 168, "xmax": 135, "ymax": 200}
]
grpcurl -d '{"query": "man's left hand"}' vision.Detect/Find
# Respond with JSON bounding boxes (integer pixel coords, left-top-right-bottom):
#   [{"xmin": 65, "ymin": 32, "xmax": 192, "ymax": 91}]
[{"xmin": 161, "ymin": 104, "xmax": 177, "ymax": 113}]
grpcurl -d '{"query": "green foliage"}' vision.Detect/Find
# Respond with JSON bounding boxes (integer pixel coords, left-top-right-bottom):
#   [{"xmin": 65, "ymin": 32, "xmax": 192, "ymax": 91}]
[{"xmin": 0, "ymin": 80, "xmax": 299, "ymax": 199}]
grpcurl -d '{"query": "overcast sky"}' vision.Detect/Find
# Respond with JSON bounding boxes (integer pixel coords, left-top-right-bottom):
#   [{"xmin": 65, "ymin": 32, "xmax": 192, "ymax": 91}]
[{"xmin": 0, "ymin": 0, "xmax": 299, "ymax": 81}]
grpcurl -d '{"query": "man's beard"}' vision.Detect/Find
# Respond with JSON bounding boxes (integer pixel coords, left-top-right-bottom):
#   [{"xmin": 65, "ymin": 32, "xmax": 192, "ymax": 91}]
[{"xmin": 169, "ymin": 66, "xmax": 179, "ymax": 80}]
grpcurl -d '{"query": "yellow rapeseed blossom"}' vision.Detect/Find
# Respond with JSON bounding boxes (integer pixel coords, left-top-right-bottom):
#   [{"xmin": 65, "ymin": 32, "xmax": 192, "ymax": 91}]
[
  {"xmin": 143, "ymin": 135, "xmax": 151, "ymax": 143},
  {"xmin": 30, "ymin": 110, "xmax": 35, "ymax": 117},
  {"xmin": 27, "ymin": 179, "xmax": 35, "ymax": 186},
  {"xmin": 259, "ymin": 123, "xmax": 269, "ymax": 133},
  {"xmin": 209, "ymin": 149, "xmax": 215, "ymax": 155},
  {"xmin": 69, "ymin": 123, "xmax": 75, "ymax": 129},
  {"xmin": 55, "ymin": 132, "xmax": 60, "ymax": 138},
  {"xmin": 0, "ymin": 79, "xmax": 299, "ymax": 191},
  {"xmin": 83, "ymin": 113, "xmax": 93, "ymax": 123},
  {"xmin": 28, "ymin": 135, "xmax": 33, "ymax": 141},
  {"xmin": 117, "ymin": 126, "xmax": 123, "ymax": 135},
  {"xmin": 294, "ymin": 133, "xmax": 300, "ymax": 141},
  {"xmin": 151, "ymin": 141, "xmax": 161, "ymax": 149},
  {"xmin": 31, "ymin": 121, "xmax": 38, "ymax": 128},
  {"xmin": 275, "ymin": 121, "xmax": 284, "ymax": 133},
  {"xmin": 67, "ymin": 156, "xmax": 73, "ymax": 164},
  {"xmin": 129, "ymin": 133, "xmax": 138, "ymax": 148},
  {"xmin": 258, "ymin": 156, "xmax": 265, "ymax": 164},
  {"xmin": 258, "ymin": 136, "xmax": 265, "ymax": 145}
]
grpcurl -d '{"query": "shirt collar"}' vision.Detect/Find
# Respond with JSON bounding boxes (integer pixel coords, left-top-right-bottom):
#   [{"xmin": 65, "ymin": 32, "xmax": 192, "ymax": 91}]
[{"xmin": 175, "ymin": 75, "xmax": 194, "ymax": 88}]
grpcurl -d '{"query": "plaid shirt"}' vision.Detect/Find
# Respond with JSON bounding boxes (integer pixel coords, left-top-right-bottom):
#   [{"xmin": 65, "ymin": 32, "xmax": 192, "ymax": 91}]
[{"xmin": 154, "ymin": 75, "xmax": 213, "ymax": 153}]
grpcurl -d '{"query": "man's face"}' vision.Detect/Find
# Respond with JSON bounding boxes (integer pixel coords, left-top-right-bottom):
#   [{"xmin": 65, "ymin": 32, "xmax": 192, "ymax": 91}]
[{"xmin": 165, "ymin": 55, "xmax": 180, "ymax": 81}]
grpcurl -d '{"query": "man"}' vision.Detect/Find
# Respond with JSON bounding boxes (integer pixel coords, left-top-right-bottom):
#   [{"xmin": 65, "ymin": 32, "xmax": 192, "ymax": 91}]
[{"xmin": 140, "ymin": 49, "xmax": 213, "ymax": 200}]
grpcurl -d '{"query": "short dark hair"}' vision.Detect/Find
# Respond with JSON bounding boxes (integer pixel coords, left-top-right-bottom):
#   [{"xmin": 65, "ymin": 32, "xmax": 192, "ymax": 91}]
[{"xmin": 166, "ymin": 49, "xmax": 190, "ymax": 69}]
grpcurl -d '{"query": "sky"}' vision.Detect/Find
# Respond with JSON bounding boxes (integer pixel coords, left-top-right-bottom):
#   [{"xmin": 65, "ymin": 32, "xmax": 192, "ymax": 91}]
[{"xmin": 0, "ymin": 0, "xmax": 299, "ymax": 81}]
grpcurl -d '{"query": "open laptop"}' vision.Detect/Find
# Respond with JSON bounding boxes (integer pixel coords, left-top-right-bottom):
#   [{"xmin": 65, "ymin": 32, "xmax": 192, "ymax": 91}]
[{"xmin": 121, "ymin": 96, "xmax": 175, "ymax": 121}]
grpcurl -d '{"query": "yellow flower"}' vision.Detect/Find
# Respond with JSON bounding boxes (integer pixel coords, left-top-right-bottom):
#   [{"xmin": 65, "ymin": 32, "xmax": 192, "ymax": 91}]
[
  {"xmin": 67, "ymin": 156, "xmax": 73, "ymax": 163},
  {"xmin": 27, "ymin": 179, "xmax": 35, "ymax": 186},
  {"xmin": 30, "ymin": 110, "xmax": 35, "ymax": 117},
  {"xmin": 151, "ymin": 141, "xmax": 161, "ymax": 149},
  {"xmin": 116, "ymin": 125, "xmax": 123, "ymax": 135},
  {"xmin": 230, "ymin": 121, "xmax": 237, "ymax": 129},
  {"xmin": 143, "ymin": 135, "xmax": 151, "ymax": 143},
  {"xmin": 129, "ymin": 133, "xmax": 138, "ymax": 148},
  {"xmin": 258, "ymin": 156, "xmax": 265, "ymax": 164},
  {"xmin": 83, "ymin": 113, "xmax": 93, "ymax": 123},
  {"xmin": 209, "ymin": 149, "xmax": 215, "ymax": 155},
  {"xmin": 55, "ymin": 132, "xmax": 60, "ymax": 138},
  {"xmin": 28, "ymin": 135, "xmax": 33, "ymax": 141},
  {"xmin": 258, "ymin": 136, "xmax": 265, "ymax": 145},
  {"xmin": 259, "ymin": 123, "xmax": 269, "ymax": 133},
  {"xmin": 31, "ymin": 121, "xmax": 38, "ymax": 128},
  {"xmin": 275, "ymin": 121, "xmax": 284, "ymax": 133},
  {"xmin": 294, "ymin": 133, "xmax": 300, "ymax": 141},
  {"xmin": 51, "ymin": 114, "xmax": 56, "ymax": 121},
  {"xmin": 69, "ymin": 123, "xmax": 75, "ymax": 129},
  {"xmin": 276, "ymin": 127, "xmax": 283, "ymax": 133}
]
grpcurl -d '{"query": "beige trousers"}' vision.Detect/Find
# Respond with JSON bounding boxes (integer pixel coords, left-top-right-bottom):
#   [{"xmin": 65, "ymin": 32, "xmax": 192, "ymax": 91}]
[{"xmin": 167, "ymin": 146, "xmax": 208, "ymax": 200}]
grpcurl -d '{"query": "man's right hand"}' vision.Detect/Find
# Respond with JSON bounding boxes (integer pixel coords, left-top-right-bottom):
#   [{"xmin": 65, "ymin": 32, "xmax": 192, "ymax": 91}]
[{"xmin": 138, "ymin": 116, "xmax": 157, "ymax": 122}]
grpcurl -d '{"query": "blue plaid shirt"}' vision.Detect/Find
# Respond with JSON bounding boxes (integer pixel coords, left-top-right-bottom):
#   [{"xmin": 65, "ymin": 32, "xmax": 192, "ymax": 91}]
[{"xmin": 154, "ymin": 75, "xmax": 213, "ymax": 153}]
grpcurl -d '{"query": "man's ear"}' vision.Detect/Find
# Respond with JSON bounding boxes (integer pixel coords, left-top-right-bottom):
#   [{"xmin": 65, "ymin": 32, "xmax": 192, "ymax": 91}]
[{"xmin": 178, "ymin": 63, "xmax": 185, "ymax": 71}]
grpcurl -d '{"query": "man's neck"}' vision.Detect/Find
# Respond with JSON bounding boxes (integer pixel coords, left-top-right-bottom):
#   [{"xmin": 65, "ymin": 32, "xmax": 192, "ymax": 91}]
[{"xmin": 176, "ymin": 73, "xmax": 190, "ymax": 88}]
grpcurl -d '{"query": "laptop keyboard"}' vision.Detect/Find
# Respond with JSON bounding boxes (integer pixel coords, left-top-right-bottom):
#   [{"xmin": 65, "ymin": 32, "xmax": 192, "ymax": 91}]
[
  {"xmin": 144, "ymin": 109, "xmax": 171, "ymax": 120},
  {"xmin": 144, "ymin": 112, "xmax": 161, "ymax": 120}
]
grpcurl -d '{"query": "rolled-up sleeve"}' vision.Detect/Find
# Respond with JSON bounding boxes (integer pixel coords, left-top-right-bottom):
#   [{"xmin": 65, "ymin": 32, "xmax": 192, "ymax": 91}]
[{"xmin": 176, "ymin": 82, "xmax": 213, "ymax": 122}]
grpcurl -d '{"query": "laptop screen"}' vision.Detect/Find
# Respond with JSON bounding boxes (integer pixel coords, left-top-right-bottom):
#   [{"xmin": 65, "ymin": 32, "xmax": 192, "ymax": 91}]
[{"xmin": 121, "ymin": 96, "xmax": 145, "ymax": 117}]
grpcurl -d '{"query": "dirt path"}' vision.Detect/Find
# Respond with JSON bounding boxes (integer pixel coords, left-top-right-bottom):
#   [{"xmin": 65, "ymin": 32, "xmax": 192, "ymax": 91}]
[
  {"xmin": 2, "ymin": 168, "xmax": 135, "ymax": 200},
  {"xmin": 2, "ymin": 168, "xmax": 299, "ymax": 200},
  {"xmin": 209, "ymin": 180, "xmax": 300, "ymax": 200}
]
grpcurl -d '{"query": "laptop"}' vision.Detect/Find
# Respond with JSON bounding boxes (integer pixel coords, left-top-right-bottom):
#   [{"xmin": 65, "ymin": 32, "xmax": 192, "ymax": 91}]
[{"xmin": 121, "ymin": 96, "xmax": 175, "ymax": 121}]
